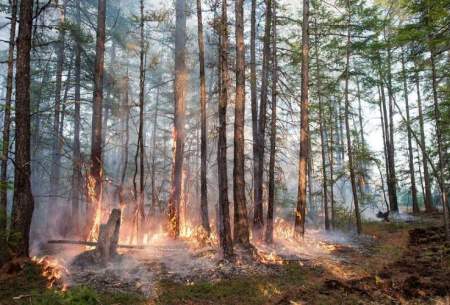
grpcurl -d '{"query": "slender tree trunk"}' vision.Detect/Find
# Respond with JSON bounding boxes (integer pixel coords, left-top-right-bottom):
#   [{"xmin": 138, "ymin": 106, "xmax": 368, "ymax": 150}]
[
  {"xmin": 294, "ymin": 0, "xmax": 309, "ymax": 239},
  {"xmin": 254, "ymin": 0, "xmax": 272, "ymax": 239},
  {"xmin": 377, "ymin": 58, "xmax": 395, "ymax": 214},
  {"xmin": 414, "ymin": 63, "xmax": 433, "ymax": 212},
  {"xmin": 307, "ymin": 127, "xmax": 314, "ymax": 215},
  {"xmin": 328, "ymin": 102, "xmax": 335, "ymax": 229},
  {"xmin": 343, "ymin": 1, "xmax": 361, "ymax": 234},
  {"xmin": 338, "ymin": 99, "xmax": 345, "ymax": 163},
  {"xmin": 119, "ymin": 65, "xmax": 130, "ymax": 204},
  {"xmin": 196, "ymin": 0, "xmax": 210, "ymax": 235},
  {"xmin": 49, "ymin": 0, "xmax": 67, "ymax": 216},
  {"xmin": 401, "ymin": 52, "xmax": 419, "ymax": 213},
  {"xmin": 378, "ymin": 83, "xmax": 389, "ymax": 211},
  {"xmin": 168, "ymin": 0, "xmax": 187, "ymax": 238},
  {"xmin": 233, "ymin": 0, "xmax": 250, "ymax": 246},
  {"xmin": 71, "ymin": 0, "xmax": 82, "ymax": 234},
  {"xmin": 11, "ymin": 0, "xmax": 34, "ymax": 257},
  {"xmin": 250, "ymin": 0, "xmax": 258, "ymax": 216},
  {"xmin": 315, "ymin": 23, "xmax": 329, "ymax": 230},
  {"xmin": 150, "ymin": 86, "xmax": 160, "ymax": 213},
  {"xmin": 265, "ymin": 0, "xmax": 277, "ymax": 243},
  {"xmin": 0, "ymin": 0, "xmax": 17, "ymax": 229},
  {"xmin": 416, "ymin": 142, "xmax": 425, "ymax": 202},
  {"xmin": 217, "ymin": 0, "xmax": 233, "ymax": 259},
  {"xmin": 136, "ymin": 0, "xmax": 146, "ymax": 240},
  {"xmin": 356, "ymin": 76, "xmax": 366, "ymax": 198},
  {"xmin": 86, "ymin": 0, "xmax": 106, "ymax": 240},
  {"xmin": 429, "ymin": 44, "xmax": 449, "ymax": 239},
  {"xmin": 385, "ymin": 45, "xmax": 398, "ymax": 212}
]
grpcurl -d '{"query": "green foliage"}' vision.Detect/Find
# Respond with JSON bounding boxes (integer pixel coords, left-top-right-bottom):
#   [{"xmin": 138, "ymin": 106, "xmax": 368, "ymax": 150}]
[{"xmin": 33, "ymin": 287, "xmax": 99, "ymax": 305}]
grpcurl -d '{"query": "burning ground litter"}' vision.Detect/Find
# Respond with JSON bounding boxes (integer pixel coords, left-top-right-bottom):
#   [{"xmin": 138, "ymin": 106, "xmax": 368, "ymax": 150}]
[{"xmin": 31, "ymin": 218, "xmax": 369, "ymax": 298}]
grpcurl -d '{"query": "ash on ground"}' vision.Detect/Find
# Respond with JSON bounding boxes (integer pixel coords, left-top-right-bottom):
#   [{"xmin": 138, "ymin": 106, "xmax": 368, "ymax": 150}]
[{"xmin": 45, "ymin": 229, "xmax": 371, "ymax": 297}]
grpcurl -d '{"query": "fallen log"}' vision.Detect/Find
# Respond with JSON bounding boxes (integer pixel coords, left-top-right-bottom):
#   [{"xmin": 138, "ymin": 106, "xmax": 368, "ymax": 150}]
[{"xmin": 47, "ymin": 240, "xmax": 145, "ymax": 249}]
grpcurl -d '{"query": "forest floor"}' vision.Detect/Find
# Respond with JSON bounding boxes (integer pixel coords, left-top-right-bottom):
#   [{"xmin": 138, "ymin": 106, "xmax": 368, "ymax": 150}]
[{"xmin": 0, "ymin": 213, "xmax": 449, "ymax": 305}]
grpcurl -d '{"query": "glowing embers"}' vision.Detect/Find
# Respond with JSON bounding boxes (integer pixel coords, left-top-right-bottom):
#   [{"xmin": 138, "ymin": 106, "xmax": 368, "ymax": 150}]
[{"xmin": 32, "ymin": 256, "xmax": 69, "ymax": 290}]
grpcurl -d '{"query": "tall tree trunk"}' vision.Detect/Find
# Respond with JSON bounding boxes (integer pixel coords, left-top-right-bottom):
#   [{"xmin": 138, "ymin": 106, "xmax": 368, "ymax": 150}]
[
  {"xmin": 315, "ymin": 23, "xmax": 329, "ymax": 231},
  {"xmin": 11, "ymin": 0, "xmax": 34, "ymax": 257},
  {"xmin": 150, "ymin": 85, "xmax": 160, "ymax": 213},
  {"xmin": 414, "ymin": 63, "xmax": 433, "ymax": 212},
  {"xmin": 119, "ymin": 65, "xmax": 130, "ymax": 205},
  {"xmin": 250, "ymin": 0, "xmax": 258, "ymax": 217},
  {"xmin": 378, "ymin": 84, "xmax": 390, "ymax": 212},
  {"xmin": 136, "ymin": 0, "xmax": 146, "ymax": 240},
  {"xmin": 86, "ymin": 0, "xmax": 106, "ymax": 240},
  {"xmin": 168, "ymin": 0, "xmax": 187, "ymax": 238},
  {"xmin": 233, "ymin": 0, "xmax": 250, "ymax": 246},
  {"xmin": 254, "ymin": 0, "xmax": 272, "ymax": 239},
  {"xmin": 0, "ymin": 0, "xmax": 17, "ymax": 229},
  {"xmin": 265, "ymin": 0, "xmax": 277, "ymax": 243},
  {"xmin": 328, "ymin": 102, "xmax": 335, "ymax": 229},
  {"xmin": 356, "ymin": 76, "xmax": 366, "ymax": 197},
  {"xmin": 429, "ymin": 44, "xmax": 449, "ymax": 239},
  {"xmin": 343, "ymin": 1, "xmax": 361, "ymax": 234},
  {"xmin": 49, "ymin": 0, "xmax": 67, "ymax": 217},
  {"xmin": 401, "ymin": 52, "xmax": 419, "ymax": 213},
  {"xmin": 385, "ymin": 45, "xmax": 398, "ymax": 212},
  {"xmin": 217, "ymin": 0, "xmax": 233, "ymax": 259},
  {"xmin": 377, "ymin": 57, "xmax": 395, "ymax": 214},
  {"xmin": 196, "ymin": 0, "xmax": 210, "ymax": 235},
  {"xmin": 294, "ymin": 0, "xmax": 309, "ymax": 239},
  {"xmin": 71, "ymin": 0, "xmax": 82, "ymax": 234}
]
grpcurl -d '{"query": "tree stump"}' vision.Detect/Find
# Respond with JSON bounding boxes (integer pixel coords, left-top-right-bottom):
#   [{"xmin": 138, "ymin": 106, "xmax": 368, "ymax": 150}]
[{"xmin": 97, "ymin": 208, "xmax": 121, "ymax": 261}]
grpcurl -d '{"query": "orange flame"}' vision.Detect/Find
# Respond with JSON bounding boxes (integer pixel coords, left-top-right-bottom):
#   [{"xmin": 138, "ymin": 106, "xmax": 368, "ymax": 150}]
[
  {"xmin": 32, "ymin": 256, "xmax": 69, "ymax": 290},
  {"xmin": 86, "ymin": 173, "xmax": 103, "ymax": 244}
]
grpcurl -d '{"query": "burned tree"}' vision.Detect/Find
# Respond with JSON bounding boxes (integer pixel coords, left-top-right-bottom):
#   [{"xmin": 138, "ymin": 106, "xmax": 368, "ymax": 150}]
[{"xmin": 86, "ymin": 0, "xmax": 107, "ymax": 240}]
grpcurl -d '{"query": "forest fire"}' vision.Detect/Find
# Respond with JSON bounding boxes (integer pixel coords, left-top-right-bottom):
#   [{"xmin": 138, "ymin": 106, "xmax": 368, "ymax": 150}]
[
  {"xmin": 32, "ymin": 256, "xmax": 69, "ymax": 290},
  {"xmin": 86, "ymin": 174, "xmax": 103, "ymax": 244}
]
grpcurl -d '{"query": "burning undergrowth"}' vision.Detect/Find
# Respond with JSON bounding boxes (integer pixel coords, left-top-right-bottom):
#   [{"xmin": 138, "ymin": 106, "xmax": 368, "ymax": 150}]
[
  {"xmin": 31, "ymin": 256, "xmax": 70, "ymax": 290},
  {"xmin": 34, "ymin": 216, "xmax": 369, "ymax": 298}
]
